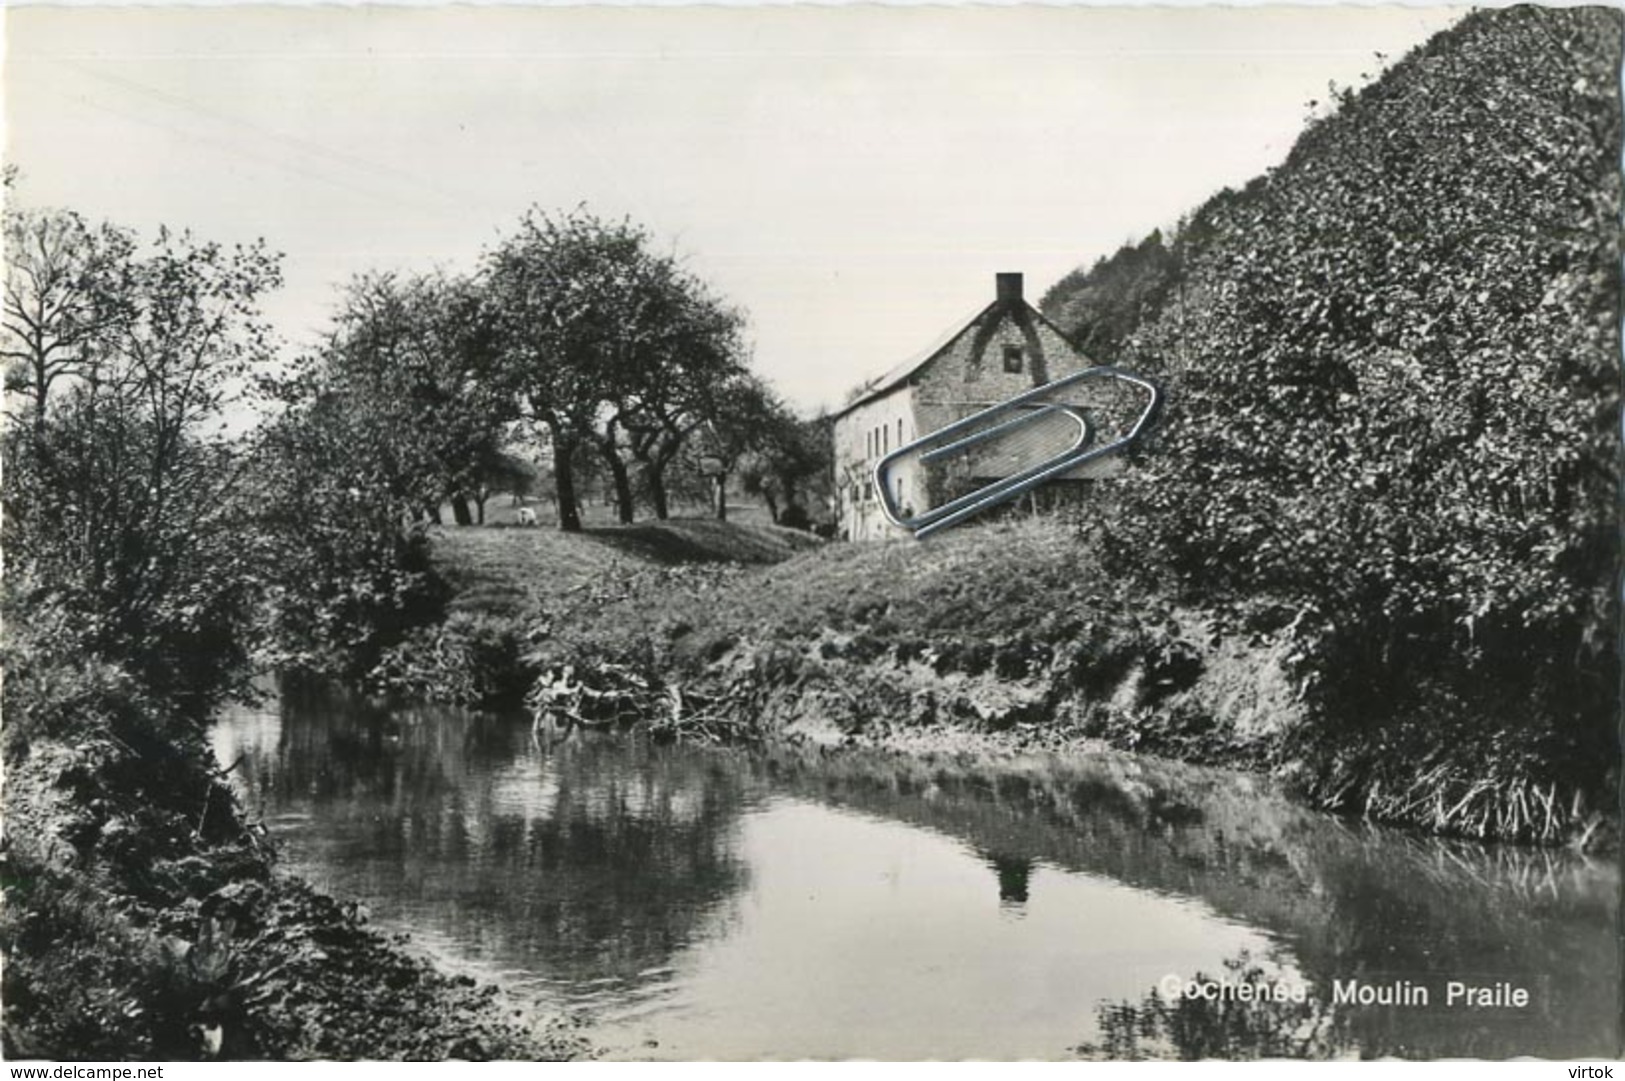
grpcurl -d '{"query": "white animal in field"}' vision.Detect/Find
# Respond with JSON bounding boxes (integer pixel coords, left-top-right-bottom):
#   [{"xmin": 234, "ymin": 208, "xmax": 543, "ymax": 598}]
[{"xmin": 517, "ymin": 507, "xmax": 539, "ymax": 527}]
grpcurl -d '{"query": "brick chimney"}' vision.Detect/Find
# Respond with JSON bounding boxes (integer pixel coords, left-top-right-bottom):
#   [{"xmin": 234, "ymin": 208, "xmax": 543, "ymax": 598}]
[{"xmin": 996, "ymin": 272, "xmax": 1023, "ymax": 305}]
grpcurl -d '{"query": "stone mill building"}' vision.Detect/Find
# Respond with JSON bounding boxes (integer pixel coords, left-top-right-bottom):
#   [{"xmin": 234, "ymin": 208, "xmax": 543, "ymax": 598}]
[{"xmin": 830, "ymin": 273, "xmax": 1099, "ymax": 541}]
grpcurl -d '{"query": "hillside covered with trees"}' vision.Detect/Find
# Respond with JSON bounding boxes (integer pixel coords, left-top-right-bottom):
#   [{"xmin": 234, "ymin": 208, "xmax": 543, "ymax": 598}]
[{"xmin": 1040, "ymin": 5, "xmax": 1621, "ymax": 838}]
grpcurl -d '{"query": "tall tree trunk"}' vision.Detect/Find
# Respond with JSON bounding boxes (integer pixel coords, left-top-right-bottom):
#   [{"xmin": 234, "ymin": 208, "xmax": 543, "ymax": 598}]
[
  {"xmin": 713, "ymin": 474, "xmax": 728, "ymax": 521},
  {"xmin": 32, "ymin": 379, "xmax": 49, "ymax": 436},
  {"xmin": 648, "ymin": 429, "xmax": 688, "ymax": 521},
  {"xmin": 645, "ymin": 462, "xmax": 670, "ymax": 520},
  {"xmin": 601, "ymin": 441, "xmax": 635, "ymax": 525},
  {"xmin": 763, "ymin": 491, "xmax": 779, "ymax": 525},
  {"xmin": 450, "ymin": 493, "xmax": 473, "ymax": 526},
  {"xmin": 552, "ymin": 435, "xmax": 582, "ymax": 533}
]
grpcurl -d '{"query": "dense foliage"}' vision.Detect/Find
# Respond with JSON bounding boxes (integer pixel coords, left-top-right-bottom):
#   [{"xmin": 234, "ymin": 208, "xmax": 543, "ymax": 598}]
[
  {"xmin": 1039, "ymin": 229, "xmax": 1180, "ymax": 363},
  {"xmin": 3, "ymin": 210, "xmax": 281, "ymax": 721},
  {"xmin": 250, "ymin": 383, "xmax": 451, "ymax": 680},
  {"xmin": 1043, "ymin": 6, "xmax": 1622, "ymax": 833}
]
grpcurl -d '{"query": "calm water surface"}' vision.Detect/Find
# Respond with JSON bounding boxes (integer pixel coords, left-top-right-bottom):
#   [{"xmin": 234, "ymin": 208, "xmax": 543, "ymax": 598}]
[{"xmin": 214, "ymin": 682, "xmax": 1619, "ymax": 1060}]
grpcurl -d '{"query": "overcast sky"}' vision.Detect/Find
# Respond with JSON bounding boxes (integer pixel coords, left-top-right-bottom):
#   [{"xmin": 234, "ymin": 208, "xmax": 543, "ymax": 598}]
[{"xmin": 5, "ymin": 5, "xmax": 1467, "ymax": 415}]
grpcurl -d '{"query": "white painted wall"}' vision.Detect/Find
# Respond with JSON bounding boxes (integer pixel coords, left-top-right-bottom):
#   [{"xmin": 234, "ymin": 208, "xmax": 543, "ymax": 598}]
[{"xmin": 833, "ymin": 386, "xmax": 919, "ymax": 541}]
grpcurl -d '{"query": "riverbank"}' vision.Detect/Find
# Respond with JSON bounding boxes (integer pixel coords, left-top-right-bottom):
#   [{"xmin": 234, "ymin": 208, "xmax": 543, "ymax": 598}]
[
  {"xmin": 394, "ymin": 515, "xmax": 1616, "ymax": 851},
  {"xmin": 0, "ymin": 655, "xmax": 590, "ymax": 1060}
]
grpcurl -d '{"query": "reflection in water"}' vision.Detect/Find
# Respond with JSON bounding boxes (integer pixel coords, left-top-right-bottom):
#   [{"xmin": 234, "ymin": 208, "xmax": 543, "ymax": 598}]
[
  {"xmin": 215, "ymin": 680, "xmax": 1620, "ymax": 1059},
  {"xmin": 219, "ymin": 680, "xmax": 753, "ymax": 1004},
  {"xmin": 983, "ymin": 852, "xmax": 1034, "ymax": 908},
  {"xmin": 752, "ymin": 747, "xmax": 1620, "ymax": 1059},
  {"xmin": 1076, "ymin": 953, "xmax": 1338, "ymax": 1060}
]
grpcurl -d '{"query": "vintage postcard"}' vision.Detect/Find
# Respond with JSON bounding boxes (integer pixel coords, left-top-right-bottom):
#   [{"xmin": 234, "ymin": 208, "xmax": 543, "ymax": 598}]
[{"xmin": 3, "ymin": 3, "xmax": 1619, "ymax": 1064}]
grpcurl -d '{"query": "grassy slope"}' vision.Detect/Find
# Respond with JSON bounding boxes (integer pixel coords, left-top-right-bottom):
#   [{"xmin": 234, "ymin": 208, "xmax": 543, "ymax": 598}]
[
  {"xmin": 457, "ymin": 510, "xmax": 1288, "ymax": 762},
  {"xmin": 439, "ymin": 510, "xmax": 1094, "ymax": 639},
  {"xmin": 429, "ymin": 518, "xmax": 823, "ymax": 618}
]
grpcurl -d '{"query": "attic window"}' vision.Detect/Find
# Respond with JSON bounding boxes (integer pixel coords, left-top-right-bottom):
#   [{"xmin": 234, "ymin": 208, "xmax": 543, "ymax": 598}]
[{"xmin": 1003, "ymin": 344, "xmax": 1024, "ymax": 373}]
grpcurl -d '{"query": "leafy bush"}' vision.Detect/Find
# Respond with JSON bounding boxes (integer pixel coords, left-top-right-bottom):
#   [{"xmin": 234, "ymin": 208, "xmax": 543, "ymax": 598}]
[
  {"xmin": 251, "ymin": 389, "xmax": 453, "ymax": 679},
  {"xmin": 2, "ymin": 857, "xmax": 209, "ymax": 1060},
  {"xmin": 0, "ymin": 612, "xmax": 151, "ymax": 756},
  {"xmin": 367, "ymin": 612, "xmax": 537, "ymax": 706}
]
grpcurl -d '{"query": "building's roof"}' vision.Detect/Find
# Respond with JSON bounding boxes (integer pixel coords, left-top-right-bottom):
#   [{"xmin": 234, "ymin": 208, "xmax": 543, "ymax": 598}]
[
  {"xmin": 830, "ymin": 295, "xmax": 1087, "ymax": 422},
  {"xmin": 829, "ymin": 301, "xmax": 997, "ymax": 421}
]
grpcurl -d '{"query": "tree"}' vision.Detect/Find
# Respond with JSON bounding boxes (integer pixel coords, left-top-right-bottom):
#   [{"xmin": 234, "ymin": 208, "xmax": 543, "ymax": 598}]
[
  {"xmin": 3, "ymin": 207, "xmax": 138, "ymax": 431},
  {"xmin": 2, "ymin": 215, "xmax": 282, "ymax": 718},
  {"xmin": 250, "ymin": 374, "xmax": 449, "ymax": 678},
  {"xmin": 694, "ymin": 375, "xmax": 781, "ymax": 521},
  {"xmin": 481, "ymin": 449, "xmax": 542, "ymax": 510},
  {"xmin": 615, "ymin": 268, "xmax": 750, "ymax": 521},
  {"xmin": 739, "ymin": 409, "xmax": 833, "ymax": 526},
  {"xmin": 319, "ymin": 271, "xmax": 514, "ymax": 526},
  {"xmin": 485, "ymin": 206, "xmax": 751, "ymax": 529},
  {"xmin": 483, "ymin": 208, "xmax": 627, "ymax": 531}
]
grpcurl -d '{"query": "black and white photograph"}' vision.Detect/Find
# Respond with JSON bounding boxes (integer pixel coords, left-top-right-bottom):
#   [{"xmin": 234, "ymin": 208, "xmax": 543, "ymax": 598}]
[{"xmin": 2, "ymin": 2, "xmax": 1620, "ymax": 1063}]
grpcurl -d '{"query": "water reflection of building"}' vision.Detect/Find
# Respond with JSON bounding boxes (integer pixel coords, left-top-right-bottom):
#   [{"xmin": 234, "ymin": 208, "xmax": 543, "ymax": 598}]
[
  {"xmin": 984, "ymin": 852, "xmax": 1035, "ymax": 908},
  {"xmin": 752, "ymin": 745, "xmax": 1620, "ymax": 1060}
]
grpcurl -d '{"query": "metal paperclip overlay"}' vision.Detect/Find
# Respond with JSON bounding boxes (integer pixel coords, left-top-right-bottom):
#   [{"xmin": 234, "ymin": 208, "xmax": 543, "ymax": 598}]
[
  {"xmin": 872, "ymin": 366, "xmax": 1161, "ymax": 540},
  {"xmin": 880, "ymin": 401, "xmax": 1095, "ymax": 534}
]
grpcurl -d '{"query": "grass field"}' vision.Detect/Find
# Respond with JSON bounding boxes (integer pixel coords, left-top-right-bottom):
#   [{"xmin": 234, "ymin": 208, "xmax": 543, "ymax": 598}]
[
  {"xmin": 456, "ymin": 493, "xmax": 783, "ymax": 531},
  {"xmin": 428, "ymin": 516, "xmax": 824, "ymax": 618}
]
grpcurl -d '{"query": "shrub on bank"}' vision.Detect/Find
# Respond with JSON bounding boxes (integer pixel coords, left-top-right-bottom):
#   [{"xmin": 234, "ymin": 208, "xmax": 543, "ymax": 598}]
[
  {"xmin": 1, "ymin": 640, "xmax": 584, "ymax": 1061},
  {"xmin": 366, "ymin": 611, "xmax": 538, "ymax": 706}
]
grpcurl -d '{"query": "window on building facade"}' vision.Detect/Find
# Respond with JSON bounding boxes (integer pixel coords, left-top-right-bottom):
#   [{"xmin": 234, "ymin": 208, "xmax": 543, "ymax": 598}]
[{"xmin": 1003, "ymin": 344, "xmax": 1024, "ymax": 373}]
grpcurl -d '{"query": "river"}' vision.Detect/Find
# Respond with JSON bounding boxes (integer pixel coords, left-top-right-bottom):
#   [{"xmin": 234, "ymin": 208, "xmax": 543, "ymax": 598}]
[{"xmin": 213, "ymin": 680, "xmax": 1619, "ymax": 1060}]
